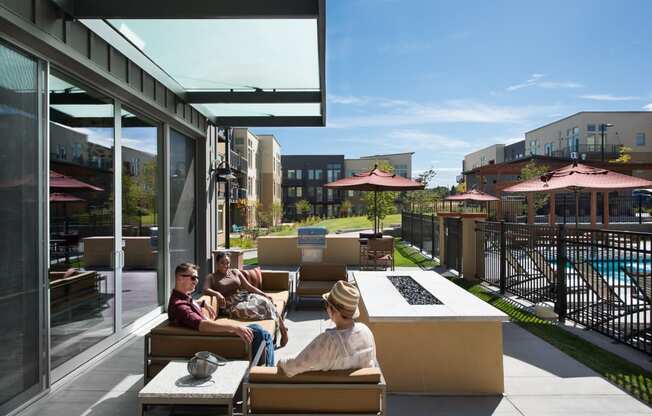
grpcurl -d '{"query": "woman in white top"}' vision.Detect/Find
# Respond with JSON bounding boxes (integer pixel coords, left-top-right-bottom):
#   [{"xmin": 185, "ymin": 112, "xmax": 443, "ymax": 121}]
[{"xmin": 278, "ymin": 280, "xmax": 376, "ymax": 377}]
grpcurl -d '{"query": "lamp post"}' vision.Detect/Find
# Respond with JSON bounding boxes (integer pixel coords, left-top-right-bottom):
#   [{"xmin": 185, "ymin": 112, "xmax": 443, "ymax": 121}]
[{"xmin": 599, "ymin": 123, "xmax": 614, "ymax": 162}]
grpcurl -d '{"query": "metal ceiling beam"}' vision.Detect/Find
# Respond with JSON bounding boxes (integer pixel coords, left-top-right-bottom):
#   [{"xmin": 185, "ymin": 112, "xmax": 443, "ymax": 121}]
[
  {"xmin": 318, "ymin": 0, "xmax": 327, "ymax": 126},
  {"xmin": 187, "ymin": 91, "xmax": 321, "ymax": 104},
  {"xmin": 214, "ymin": 116, "xmax": 323, "ymax": 128},
  {"xmin": 51, "ymin": 0, "xmax": 319, "ymax": 19}
]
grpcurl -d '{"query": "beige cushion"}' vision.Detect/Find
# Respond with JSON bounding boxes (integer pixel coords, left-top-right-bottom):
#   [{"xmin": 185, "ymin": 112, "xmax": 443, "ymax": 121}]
[
  {"xmin": 248, "ymin": 388, "xmax": 381, "ymax": 413},
  {"xmin": 261, "ymin": 271, "xmax": 290, "ymax": 291},
  {"xmin": 268, "ymin": 290, "xmax": 289, "ymax": 314},
  {"xmin": 249, "ymin": 366, "xmax": 381, "ymax": 384},
  {"xmin": 299, "ymin": 263, "xmax": 347, "ymax": 282},
  {"xmin": 297, "ymin": 280, "xmax": 336, "ymax": 296},
  {"xmin": 151, "ymin": 318, "xmax": 275, "ymax": 337}
]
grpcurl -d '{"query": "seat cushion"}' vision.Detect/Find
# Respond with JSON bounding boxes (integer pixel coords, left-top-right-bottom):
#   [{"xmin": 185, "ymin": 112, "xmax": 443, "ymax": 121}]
[
  {"xmin": 297, "ymin": 280, "xmax": 335, "ymax": 296},
  {"xmin": 249, "ymin": 366, "xmax": 381, "ymax": 384},
  {"xmin": 299, "ymin": 264, "xmax": 347, "ymax": 282},
  {"xmin": 151, "ymin": 318, "xmax": 275, "ymax": 337}
]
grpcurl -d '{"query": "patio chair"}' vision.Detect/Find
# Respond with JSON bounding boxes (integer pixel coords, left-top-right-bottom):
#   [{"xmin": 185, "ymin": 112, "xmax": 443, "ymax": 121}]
[
  {"xmin": 360, "ymin": 237, "xmax": 394, "ymax": 271},
  {"xmin": 295, "ymin": 263, "xmax": 348, "ymax": 306},
  {"xmin": 621, "ymin": 266, "xmax": 652, "ymax": 304},
  {"xmin": 243, "ymin": 366, "xmax": 386, "ymax": 416}
]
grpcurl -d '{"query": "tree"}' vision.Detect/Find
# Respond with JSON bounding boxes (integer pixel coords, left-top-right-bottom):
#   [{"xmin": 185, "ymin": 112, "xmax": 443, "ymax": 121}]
[
  {"xmin": 520, "ymin": 160, "xmax": 549, "ymax": 210},
  {"xmin": 339, "ymin": 200, "xmax": 352, "ymax": 217},
  {"xmin": 271, "ymin": 202, "xmax": 283, "ymax": 225},
  {"xmin": 295, "ymin": 199, "xmax": 312, "ymax": 219},
  {"xmin": 363, "ymin": 161, "xmax": 397, "ymax": 226},
  {"xmin": 610, "ymin": 146, "xmax": 632, "ymax": 164},
  {"xmin": 455, "ymin": 180, "xmax": 467, "ymax": 194}
]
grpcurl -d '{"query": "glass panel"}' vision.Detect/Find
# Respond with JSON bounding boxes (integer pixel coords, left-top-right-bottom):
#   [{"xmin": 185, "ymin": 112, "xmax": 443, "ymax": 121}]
[
  {"xmin": 121, "ymin": 109, "xmax": 162, "ymax": 327},
  {"xmin": 49, "ymin": 70, "xmax": 115, "ymax": 368},
  {"xmin": 108, "ymin": 19, "xmax": 319, "ymax": 90},
  {"xmin": 198, "ymin": 103, "xmax": 321, "ymax": 118},
  {"xmin": 0, "ymin": 42, "xmax": 41, "ymax": 409},
  {"xmin": 169, "ymin": 129, "xmax": 196, "ymax": 278}
]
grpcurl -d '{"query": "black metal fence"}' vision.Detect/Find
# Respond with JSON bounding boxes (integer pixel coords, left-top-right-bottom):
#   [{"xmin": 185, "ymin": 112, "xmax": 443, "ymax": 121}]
[
  {"xmin": 401, "ymin": 211, "xmax": 440, "ymax": 259},
  {"xmin": 476, "ymin": 221, "xmax": 652, "ymax": 354},
  {"xmin": 445, "ymin": 217, "xmax": 462, "ymax": 272}
]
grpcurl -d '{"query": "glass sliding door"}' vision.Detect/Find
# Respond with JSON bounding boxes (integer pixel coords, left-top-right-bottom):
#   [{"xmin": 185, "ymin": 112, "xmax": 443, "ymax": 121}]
[
  {"xmin": 48, "ymin": 70, "xmax": 115, "ymax": 369},
  {"xmin": 169, "ymin": 129, "xmax": 196, "ymax": 273},
  {"xmin": 120, "ymin": 109, "xmax": 162, "ymax": 327},
  {"xmin": 0, "ymin": 41, "xmax": 44, "ymax": 413}
]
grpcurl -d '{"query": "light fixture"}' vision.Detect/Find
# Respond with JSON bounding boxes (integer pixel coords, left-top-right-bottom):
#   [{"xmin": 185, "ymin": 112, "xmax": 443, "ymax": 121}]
[{"xmin": 210, "ymin": 160, "xmax": 236, "ymax": 181}]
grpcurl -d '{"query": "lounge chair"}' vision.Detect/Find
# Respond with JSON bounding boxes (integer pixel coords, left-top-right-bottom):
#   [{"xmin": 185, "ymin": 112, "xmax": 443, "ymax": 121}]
[
  {"xmin": 295, "ymin": 263, "xmax": 348, "ymax": 306},
  {"xmin": 621, "ymin": 266, "xmax": 652, "ymax": 304},
  {"xmin": 243, "ymin": 366, "xmax": 386, "ymax": 416},
  {"xmin": 360, "ymin": 237, "xmax": 394, "ymax": 271}
]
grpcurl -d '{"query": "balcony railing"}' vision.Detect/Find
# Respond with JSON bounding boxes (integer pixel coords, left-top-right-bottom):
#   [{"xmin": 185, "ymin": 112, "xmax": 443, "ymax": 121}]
[
  {"xmin": 548, "ymin": 144, "xmax": 621, "ymax": 161},
  {"xmin": 229, "ymin": 150, "xmax": 248, "ymax": 173}
]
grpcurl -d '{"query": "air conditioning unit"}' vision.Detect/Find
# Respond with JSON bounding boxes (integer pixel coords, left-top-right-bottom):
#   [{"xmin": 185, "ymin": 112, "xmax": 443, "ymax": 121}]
[{"xmin": 570, "ymin": 152, "xmax": 578, "ymax": 160}]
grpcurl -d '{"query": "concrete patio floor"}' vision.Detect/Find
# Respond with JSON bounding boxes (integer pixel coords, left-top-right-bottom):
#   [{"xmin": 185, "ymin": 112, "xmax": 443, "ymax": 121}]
[{"xmin": 17, "ymin": 308, "xmax": 652, "ymax": 416}]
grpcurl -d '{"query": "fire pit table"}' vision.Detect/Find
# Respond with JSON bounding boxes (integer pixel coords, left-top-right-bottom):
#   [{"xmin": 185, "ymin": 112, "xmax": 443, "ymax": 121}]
[{"xmin": 353, "ymin": 270, "xmax": 508, "ymax": 395}]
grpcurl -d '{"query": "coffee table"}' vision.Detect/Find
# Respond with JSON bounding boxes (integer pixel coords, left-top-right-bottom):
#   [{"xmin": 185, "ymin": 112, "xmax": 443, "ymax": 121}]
[{"xmin": 138, "ymin": 360, "xmax": 249, "ymax": 416}]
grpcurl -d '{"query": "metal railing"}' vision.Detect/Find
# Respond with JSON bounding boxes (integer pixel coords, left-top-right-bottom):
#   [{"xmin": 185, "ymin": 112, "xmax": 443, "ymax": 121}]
[
  {"xmin": 476, "ymin": 221, "xmax": 652, "ymax": 354},
  {"xmin": 401, "ymin": 211, "xmax": 439, "ymax": 260}
]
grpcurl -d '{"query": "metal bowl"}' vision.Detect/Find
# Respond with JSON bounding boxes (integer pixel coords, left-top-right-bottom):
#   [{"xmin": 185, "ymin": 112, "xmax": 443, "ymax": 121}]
[{"xmin": 187, "ymin": 351, "xmax": 224, "ymax": 379}]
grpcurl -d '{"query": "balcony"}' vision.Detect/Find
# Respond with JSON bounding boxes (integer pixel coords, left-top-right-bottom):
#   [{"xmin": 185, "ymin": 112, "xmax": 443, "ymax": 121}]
[
  {"xmin": 230, "ymin": 149, "xmax": 248, "ymax": 173},
  {"xmin": 548, "ymin": 144, "xmax": 621, "ymax": 161}
]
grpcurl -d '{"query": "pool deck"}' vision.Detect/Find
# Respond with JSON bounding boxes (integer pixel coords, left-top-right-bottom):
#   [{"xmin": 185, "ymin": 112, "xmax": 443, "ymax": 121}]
[{"xmin": 16, "ymin": 305, "xmax": 652, "ymax": 416}]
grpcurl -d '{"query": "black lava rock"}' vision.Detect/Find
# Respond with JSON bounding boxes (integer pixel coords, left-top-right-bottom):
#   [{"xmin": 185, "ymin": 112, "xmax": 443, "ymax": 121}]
[{"xmin": 387, "ymin": 275, "xmax": 443, "ymax": 305}]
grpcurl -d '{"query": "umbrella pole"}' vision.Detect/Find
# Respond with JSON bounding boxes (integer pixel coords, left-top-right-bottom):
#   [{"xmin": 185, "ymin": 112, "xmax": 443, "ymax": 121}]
[
  {"xmin": 374, "ymin": 190, "xmax": 378, "ymax": 235},
  {"xmin": 575, "ymin": 191, "xmax": 579, "ymax": 229}
]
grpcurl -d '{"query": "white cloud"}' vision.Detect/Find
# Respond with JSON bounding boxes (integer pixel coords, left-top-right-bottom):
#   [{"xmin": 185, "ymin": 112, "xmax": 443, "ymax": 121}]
[
  {"xmin": 507, "ymin": 74, "xmax": 582, "ymax": 92},
  {"xmin": 328, "ymin": 99, "xmax": 552, "ymax": 129},
  {"xmin": 644, "ymin": 103, "xmax": 652, "ymax": 111},
  {"xmin": 328, "ymin": 94, "xmax": 368, "ymax": 105},
  {"xmin": 580, "ymin": 94, "xmax": 641, "ymax": 101}
]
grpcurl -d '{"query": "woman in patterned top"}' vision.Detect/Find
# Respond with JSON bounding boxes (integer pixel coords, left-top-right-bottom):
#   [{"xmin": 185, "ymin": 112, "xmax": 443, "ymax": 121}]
[{"xmin": 204, "ymin": 252, "xmax": 289, "ymax": 347}]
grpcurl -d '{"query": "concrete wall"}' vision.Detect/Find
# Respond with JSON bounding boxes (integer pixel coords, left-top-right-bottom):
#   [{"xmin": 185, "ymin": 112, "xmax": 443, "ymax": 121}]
[
  {"xmin": 258, "ymin": 134, "xmax": 282, "ymax": 223},
  {"xmin": 464, "ymin": 144, "xmax": 505, "ymax": 171},
  {"xmin": 257, "ymin": 235, "xmax": 362, "ymax": 266}
]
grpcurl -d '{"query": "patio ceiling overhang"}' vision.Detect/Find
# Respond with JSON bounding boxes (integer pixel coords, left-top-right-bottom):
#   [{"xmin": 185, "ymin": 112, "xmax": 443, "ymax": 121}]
[{"xmin": 51, "ymin": 0, "xmax": 326, "ymax": 127}]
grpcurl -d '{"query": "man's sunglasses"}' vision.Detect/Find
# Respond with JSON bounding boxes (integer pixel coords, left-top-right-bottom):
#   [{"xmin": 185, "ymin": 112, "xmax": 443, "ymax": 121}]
[{"xmin": 181, "ymin": 273, "xmax": 199, "ymax": 281}]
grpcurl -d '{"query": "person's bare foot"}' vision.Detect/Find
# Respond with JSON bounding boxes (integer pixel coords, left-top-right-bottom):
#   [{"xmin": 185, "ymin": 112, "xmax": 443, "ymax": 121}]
[{"xmin": 279, "ymin": 325, "xmax": 289, "ymax": 347}]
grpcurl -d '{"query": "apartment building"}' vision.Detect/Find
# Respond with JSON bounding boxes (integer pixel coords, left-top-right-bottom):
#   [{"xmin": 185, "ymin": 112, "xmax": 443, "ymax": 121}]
[
  {"xmin": 281, "ymin": 155, "xmax": 345, "ymax": 220},
  {"xmin": 258, "ymin": 134, "xmax": 283, "ymax": 225},
  {"xmin": 525, "ymin": 112, "xmax": 652, "ymax": 162}
]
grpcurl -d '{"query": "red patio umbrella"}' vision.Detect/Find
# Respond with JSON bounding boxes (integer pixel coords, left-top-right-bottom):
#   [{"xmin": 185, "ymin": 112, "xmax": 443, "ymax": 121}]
[
  {"xmin": 324, "ymin": 165, "xmax": 425, "ymax": 234},
  {"xmin": 49, "ymin": 192, "xmax": 85, "ymax": 202},
  {"xmin": 445, "ymin": 189, "xmax": 499, "ymax": 202},
  {"xmin": 50, "ymin": 170, "xmax": 104, "ymax": 191},
  {"xmin": 502, "ymin": 162, "xmax": 652, "ymax": 227}
]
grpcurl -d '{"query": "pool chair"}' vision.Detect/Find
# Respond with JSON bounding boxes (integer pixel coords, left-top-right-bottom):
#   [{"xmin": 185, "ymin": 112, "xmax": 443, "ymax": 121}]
[
  {"xmin": 621, "ymin": 266, "xmax": 652, "ymax": 304},
  {"xmin": 243, "ymin": 366, "xmax": 387, "ymax": 416},
  {"xmin": 504, "ymin": 250, "xmax": 545, "ymax": 289}
]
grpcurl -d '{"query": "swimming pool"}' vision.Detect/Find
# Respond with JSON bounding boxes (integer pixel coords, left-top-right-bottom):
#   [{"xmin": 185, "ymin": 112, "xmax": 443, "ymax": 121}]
[{"xmin": 590, "ymin": 259, "xmax": 651, "ymax": 283}]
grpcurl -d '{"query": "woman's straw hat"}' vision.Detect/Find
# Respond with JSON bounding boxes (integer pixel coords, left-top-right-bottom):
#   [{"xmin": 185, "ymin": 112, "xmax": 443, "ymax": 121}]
[{"xmin": 322, "ymin": 280, "xmax": 360, "ymax": 319}]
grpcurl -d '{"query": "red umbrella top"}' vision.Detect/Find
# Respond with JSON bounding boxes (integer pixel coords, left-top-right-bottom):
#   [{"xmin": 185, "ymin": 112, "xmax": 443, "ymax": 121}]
[
  {"xmin": 50, "ymin": 192, "xmax": 86, "ymax": 202},
  {"xmin": 445, "ymin": 189, "xmax": 499, "ymax": 202},
  {"xmin": 323, "ymin": 166, "xmax": 425, "ymax": 191},
  {"xmin": 50, "ymin": 170, "xmax": 104, "ymax": 191},
  {"xmin": 502, "ymin": 163, "xmax": 652, "ymax": 193}
]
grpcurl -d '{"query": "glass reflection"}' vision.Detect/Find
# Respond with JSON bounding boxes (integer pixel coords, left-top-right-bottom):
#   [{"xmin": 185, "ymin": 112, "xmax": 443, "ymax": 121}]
[
  {"xmin": 49, "ymin": 71, "xmax": 114, "ymax": 368},
  {"xmin": 0, "ymin": 42, "xmax": 41, "ymax": 410},
  {"xmin": 121, "ymin": 109, "xmax": 162, "ymax": 327},
  {"xmin": 169, "ymin": 129, "xmax": 196, "ymax": 274}
]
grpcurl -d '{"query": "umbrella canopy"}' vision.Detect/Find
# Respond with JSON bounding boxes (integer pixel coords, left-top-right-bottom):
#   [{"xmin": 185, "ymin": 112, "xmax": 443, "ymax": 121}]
[
  {"xmin": 445, "ymin": 189, "xmax": 499, "ymax": 202},
  {"xmin": 50, "ymin": 170, "xmax": 104, "ymax": 191},
  {"xmin": 323, "ymin": 166, "xmax": 425, "ymax": 191},
  {"xmin": 50, "ymin": 192, "xmax": 85, "ymax": 202},
  {"xmin": 324, "ymin": 166, "xmax": 425, "ymax": 234},
  {"xmin": 502, "ymin": 162, "xmax": 652, "ymax": 193}
]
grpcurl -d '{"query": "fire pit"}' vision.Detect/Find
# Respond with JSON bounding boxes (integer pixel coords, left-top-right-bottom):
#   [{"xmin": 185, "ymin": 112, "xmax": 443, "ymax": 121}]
[{"xmin": 353, "ymin": 270, "xmax": 508, "ymax": 395}]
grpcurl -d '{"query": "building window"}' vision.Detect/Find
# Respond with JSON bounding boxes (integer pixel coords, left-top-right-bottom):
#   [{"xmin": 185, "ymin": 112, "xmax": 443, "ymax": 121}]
[
  {"xmin": 287, "ymin": 169, "xmax": 302, "ymax": 179},
  {"xmin": 307, "ymin": 186, "xmax": 315, "ymax": 197},
  {"xmin": 307, "ymin": 169, "xmax": 322, "ymax": 180},
  {"xmin": 636, "ymin": 132, "xmax": 646, "ymax": 146},
  {"xmin": 218, "ymin": 204, "xmax": 224, "ymax": 232},
  {"xmin": 327, "ymin": 163, "xmax": 341, "ymax": 182},
  {"xmin": 395, "ymin": 164, "xmax": 408, "ymax": 177},
  {"xmin": 587, "ymin": 124, "xmax": 596, "ymax": 132},
  {"xmin": 315, "ymin": 187, "xmax": 323, "ymax": 202}
]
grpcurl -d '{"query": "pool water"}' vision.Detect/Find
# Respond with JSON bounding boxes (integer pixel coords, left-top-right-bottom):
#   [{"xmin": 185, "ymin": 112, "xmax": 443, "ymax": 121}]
[{"xmin": 590, "ymin": 259, "xmax": 651, "ymax": 283}]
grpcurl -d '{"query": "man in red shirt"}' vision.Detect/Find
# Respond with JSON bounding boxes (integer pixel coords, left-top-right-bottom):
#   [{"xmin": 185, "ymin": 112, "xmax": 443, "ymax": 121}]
[{"xmin": 168, "ymin": 262, "xmax": 274, "ymax": 366}]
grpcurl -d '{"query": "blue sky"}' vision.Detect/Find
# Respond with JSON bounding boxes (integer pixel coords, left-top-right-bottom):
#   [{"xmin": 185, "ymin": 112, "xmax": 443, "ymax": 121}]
[{"xmin": 255, "ymin": 0, "xmax": 652, "ymax": 187}]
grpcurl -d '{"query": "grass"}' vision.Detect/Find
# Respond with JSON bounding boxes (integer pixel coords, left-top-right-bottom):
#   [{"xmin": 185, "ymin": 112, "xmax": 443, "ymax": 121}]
[
  {"xmin": 393, "ymin": 239, "xmax": 438, "ymax": 269},
  {"xmin": 451, "ymin": 277, "xmax": 652, "ymax": 405},
  {"xmin": 269, "ymin": 214, "xmax": 402, "ymax": 236},
  {"xmin": 229, "ymin": 237, "xmax": 255, "ymax": 249},
  {"xmin": 244, "ymin": 257, "xmax": 259, "ymax": 267}
]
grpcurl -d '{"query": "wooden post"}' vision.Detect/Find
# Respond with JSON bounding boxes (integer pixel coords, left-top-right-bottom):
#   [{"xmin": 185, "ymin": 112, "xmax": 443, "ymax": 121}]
[
  {"xmin": 590, "ymin": 191, "xmax": 597, "ymax": 228},
  {"xmin": 603, "ymin": 192, "xmax": 610, "ymax": 227},
  {"xmin": 549, "ymin": 193, "xmax": 556, "ymax": 225},
  {"xmin": 527, "ymin": 193, "xmax": 534, "ymax": 224},
  {"xmin": 496, "ymin": 190, "xmax": 502, "ymax": 221}
]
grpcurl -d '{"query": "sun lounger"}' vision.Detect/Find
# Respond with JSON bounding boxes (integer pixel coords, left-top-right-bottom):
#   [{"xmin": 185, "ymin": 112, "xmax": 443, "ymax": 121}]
[{"xmin": 621, "ymin": 266, "xmax": 652, "ymax": 304}]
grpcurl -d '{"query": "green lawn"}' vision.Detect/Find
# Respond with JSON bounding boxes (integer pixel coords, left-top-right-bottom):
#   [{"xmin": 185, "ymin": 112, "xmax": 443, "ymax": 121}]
[
  {"xmin": 269, "ymin": 214, "xmax": 401, "ymax": 236},
  {"xmin": 452, "ymin": 278, "xmax": 652, "ymax": 405},
  {"xmin": 393, "ymin": 239, "xmax": 438, "ymax": 268}
]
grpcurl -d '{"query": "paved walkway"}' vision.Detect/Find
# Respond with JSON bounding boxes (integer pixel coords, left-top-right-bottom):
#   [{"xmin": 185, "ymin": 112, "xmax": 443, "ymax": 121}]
[{"xmin": 18, "ymin": 306, "xmax": 652, "ymax": 416}]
